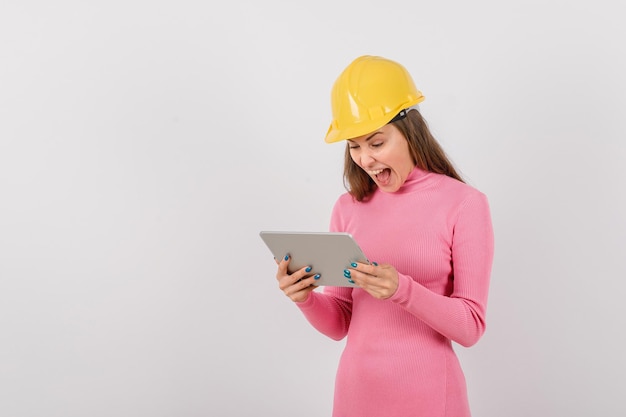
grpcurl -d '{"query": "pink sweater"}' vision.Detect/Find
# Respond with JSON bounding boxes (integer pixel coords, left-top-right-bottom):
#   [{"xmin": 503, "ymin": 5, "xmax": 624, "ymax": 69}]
[{"xmin": 297, "ymin": 167, "xmax": 494, "ymax": 417}]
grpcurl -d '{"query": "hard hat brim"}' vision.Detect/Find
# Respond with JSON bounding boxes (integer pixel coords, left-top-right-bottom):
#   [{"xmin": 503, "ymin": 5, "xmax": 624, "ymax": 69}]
[{"xmin": 324, "ymin": 96, "xmax": 425, "ymax": 143}]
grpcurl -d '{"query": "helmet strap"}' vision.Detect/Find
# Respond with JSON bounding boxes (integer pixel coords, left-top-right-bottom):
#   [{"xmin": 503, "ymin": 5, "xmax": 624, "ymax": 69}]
[{"xmin": 388, "ymin": 108, "xmax": 409, "ymax": 124}]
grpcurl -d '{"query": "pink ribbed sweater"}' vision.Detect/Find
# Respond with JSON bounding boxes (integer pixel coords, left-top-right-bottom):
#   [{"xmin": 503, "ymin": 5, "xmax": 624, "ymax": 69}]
[{"xmin": 297, "ymin": 167, "xmax": 494, "ymax": 417}]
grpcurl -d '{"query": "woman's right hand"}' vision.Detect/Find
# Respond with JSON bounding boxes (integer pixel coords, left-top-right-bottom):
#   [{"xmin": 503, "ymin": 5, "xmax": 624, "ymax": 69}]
[{"xmin": 276, "ymin": 254, "xmax": 319, "ymax": 303}]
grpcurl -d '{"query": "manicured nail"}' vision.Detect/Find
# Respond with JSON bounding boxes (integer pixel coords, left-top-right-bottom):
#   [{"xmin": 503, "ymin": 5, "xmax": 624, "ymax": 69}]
[
  {"xmin": 372, "ymin": 261, "xmax": 378, "ymax": 266},
  {"xmin": 348, "ymin": 279, "xmax": 355, "ymax": 284},
  {"xmin": 351, "ymin": 263, "xmax": 357, "ymax": 267},
  {"xmin": 305, "ymin": 266, "xmax": 312, "ymax": 273},
  {"xmin": 314, "ymin": 274, "xmax": 320, "ymax": 280},
  {"xmin": 284, "ymin": 254, "xmax": 289, "ymax": 261},
  {"xmin": 344, "ymin": 270, "xmax": 351, "ymax": 278}
]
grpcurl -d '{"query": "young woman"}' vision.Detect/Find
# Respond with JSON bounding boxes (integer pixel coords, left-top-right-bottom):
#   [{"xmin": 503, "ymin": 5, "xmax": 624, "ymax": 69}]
[{"xmin": 275, "ymin": 55, "xmax": 494, "ymax": 417}]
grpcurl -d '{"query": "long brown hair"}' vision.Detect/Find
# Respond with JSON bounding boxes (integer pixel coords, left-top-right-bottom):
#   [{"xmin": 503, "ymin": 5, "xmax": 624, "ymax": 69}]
[{"xmin": 343, "ymin": 108, "xmax": 464, "ymax": 201}]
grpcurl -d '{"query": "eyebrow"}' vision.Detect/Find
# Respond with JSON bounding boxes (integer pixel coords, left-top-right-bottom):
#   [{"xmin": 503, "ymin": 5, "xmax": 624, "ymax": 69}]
[{"xmin": 347, "ymin": 131, "xmax": 381, "ymax": 144}]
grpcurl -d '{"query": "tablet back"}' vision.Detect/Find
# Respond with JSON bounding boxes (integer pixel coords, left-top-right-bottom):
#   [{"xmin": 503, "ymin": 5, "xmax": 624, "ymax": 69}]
[{"xmin": 259, "ymin": 231, "xmax": 369, "ymax": 287}]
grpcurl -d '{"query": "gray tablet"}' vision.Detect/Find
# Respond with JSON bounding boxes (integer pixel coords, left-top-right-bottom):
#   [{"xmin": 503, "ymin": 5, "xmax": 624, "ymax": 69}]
[{"xmin": 259, "ymin": 231, "xmax": 370, "ymax": 287}]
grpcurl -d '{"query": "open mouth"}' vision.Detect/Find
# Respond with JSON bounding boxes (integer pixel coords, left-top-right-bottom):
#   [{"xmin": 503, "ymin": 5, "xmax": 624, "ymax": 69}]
[{"xmin": 367, "ymin": 168, "xmax": 391, "ymax": 184}]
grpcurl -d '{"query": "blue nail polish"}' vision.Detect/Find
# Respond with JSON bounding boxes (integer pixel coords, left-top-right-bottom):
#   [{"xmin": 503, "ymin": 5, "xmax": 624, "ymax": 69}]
[
  {"xmin": 372, "ymin": 261, "xmax": 378, "ymax": 266},
  {"xmin": 314, "ymin": 274, "xmax": 320, "ymax": 280},
  {"xmin": 284, "ymin": 254, "xmax": 289, "ymax": 261},
  {"xmin": 348, "ymin": 279, "xmax": 355, "ymax": 284},
  {"xmin": 344, "ymin": 270, "xmax": 351, "ymax": 277},
  {"xmin": 351, "ymin": 263, "xmax": 357, "ymax": 267},
  {"xmin": 305, "ymin": 266, "xmax": 312, "ymax": 272}
]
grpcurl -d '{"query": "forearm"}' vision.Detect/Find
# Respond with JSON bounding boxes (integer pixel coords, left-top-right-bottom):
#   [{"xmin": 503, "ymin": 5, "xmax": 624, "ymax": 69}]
[
  {"xmin": 390, "ymin": 273, "xmax": 488, "ymax": 347},
  {"xmin": 296, "ymin": 289, "xmax": 353, "ymax": 341}
]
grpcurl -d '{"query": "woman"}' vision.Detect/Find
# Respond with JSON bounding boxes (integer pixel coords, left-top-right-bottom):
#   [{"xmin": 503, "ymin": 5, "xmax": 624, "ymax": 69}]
[{"xmin": 276, "ymin": 55, "xmax": 494, "ymax": 417}]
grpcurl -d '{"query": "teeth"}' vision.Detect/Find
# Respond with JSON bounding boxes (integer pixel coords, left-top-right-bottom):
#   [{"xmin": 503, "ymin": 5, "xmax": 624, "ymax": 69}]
[{"xmin": 368, "ymin": 169, "xmax": 384, "ymax": 176}]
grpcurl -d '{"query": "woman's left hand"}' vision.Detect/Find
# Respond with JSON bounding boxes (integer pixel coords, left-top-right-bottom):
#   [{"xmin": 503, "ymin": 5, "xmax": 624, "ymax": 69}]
[{"xmin": 346, "ymin": 261, "xmax": 399, "ymax": 299}]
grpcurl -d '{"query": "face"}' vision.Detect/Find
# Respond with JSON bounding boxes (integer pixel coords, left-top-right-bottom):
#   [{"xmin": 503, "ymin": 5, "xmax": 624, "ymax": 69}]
[{"xmin": 347, "ymin": 123, "xmax": 415, "ymax": 193}]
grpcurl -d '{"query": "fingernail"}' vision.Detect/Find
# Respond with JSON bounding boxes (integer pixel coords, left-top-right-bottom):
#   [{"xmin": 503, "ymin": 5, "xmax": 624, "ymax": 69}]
[
  {"xmin": 348, "ymin": 279, "xmax": 355, "ymax": 284},
  {"xmin": 344, "ymin": 270, "xmax": 351, "ymax": 278},
  {"xmin": 284, "ymin": 254, "xmax": 289, "ymax": 261},
  {"xmin": 305, "ymin": 266, "xmax": 312, "ymax": 273},
  {"xmin": 351, "ymin": 263, "xmax": 357, "ymax": 267},
  {"xmin": 314, "ymin": 274, "xmax": 320, "ymax": 280},
  {"xmin": 372, "ymin": 261, "xmax": 378, "ymax": 266}
]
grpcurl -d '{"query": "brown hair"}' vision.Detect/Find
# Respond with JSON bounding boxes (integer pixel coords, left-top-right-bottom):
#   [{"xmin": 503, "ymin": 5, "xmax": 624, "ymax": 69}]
[{"xmin": 343, "ymin": 109, "xmax": 464, "ymax": 201}]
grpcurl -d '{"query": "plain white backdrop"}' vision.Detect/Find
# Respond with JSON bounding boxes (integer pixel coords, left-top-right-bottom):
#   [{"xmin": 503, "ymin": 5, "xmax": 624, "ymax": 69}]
[{"xmin": 1, "ymin": 1, "xmax": 625, "ymax": 416}]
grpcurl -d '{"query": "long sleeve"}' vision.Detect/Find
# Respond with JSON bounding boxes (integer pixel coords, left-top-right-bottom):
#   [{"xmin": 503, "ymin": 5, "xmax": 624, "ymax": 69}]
[
  {"xmin": 388, "ymin": 191, "xmax": 494, "ymax": 346},
  {"xmin": 296, "ymin": 287, "xmax": 353, "ymax": 341}
]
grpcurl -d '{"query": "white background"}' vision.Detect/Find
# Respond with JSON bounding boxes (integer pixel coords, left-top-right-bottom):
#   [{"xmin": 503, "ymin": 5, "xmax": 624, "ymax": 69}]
[{"xmin": 1, "ymin": 1, "xmax": 625, "ymax": 416}]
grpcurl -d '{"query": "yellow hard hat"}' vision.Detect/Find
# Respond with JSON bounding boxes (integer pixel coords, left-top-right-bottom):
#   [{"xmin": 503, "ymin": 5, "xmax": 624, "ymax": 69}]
[{"xmin": 324, "ymin": 55, "xmax": 425, "ymax": 143}]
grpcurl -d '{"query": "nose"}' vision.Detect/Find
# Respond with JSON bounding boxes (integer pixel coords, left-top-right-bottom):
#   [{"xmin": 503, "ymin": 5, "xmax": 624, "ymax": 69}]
[{"xmin": 359, "ymin": 150, "xmax": 376, "ymax": 167}]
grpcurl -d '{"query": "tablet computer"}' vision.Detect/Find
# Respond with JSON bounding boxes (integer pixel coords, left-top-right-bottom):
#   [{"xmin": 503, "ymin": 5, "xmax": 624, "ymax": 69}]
[{"xmin": 259, "ymin": 231, "xmax": 369, "ymax": 287}]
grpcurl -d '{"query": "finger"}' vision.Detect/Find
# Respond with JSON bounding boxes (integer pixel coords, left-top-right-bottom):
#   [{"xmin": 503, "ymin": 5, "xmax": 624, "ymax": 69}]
[
  {"xmin": 276, "ymin": 254, "xmax": 294, "ymax": 282},
  {"xmin": 284, "ymin": 274, "xmax": 319, "ymax": 297},
  {"xmin": 286, "ymin": 282, "xmax": 317, "ymax": 303},
  {"xmin": 278, "ymin": 265, "xmax": 316, "ymax": 291},
  {"xmin": 363, "ymin": 261, "xmax": 380, "ymax": 277},
  {"xmin": 349, "ymin": 261, "xmax": 379, "ymax": 277},
  {"xmin": 292, "ymin": 265, "xmax": 315, "ymax": 282},
  {"xmin": 277, "ymin": 253, "xmax": 290, "ymax": 272},
  {"xmin": 348, "ymin": 267, "xmax": 392, "ymax": 291},
  {"xmin": 349, "ymin": 271, "xmax": 376, "ymax": 288}
]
